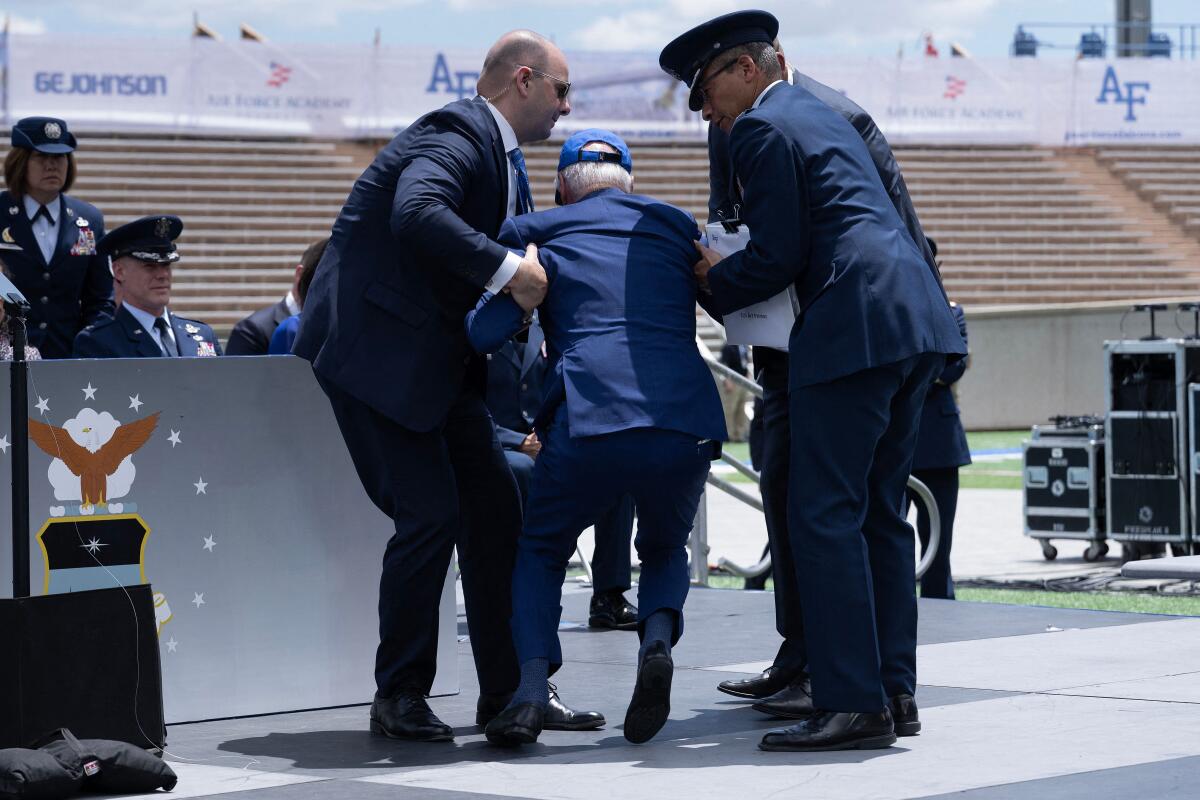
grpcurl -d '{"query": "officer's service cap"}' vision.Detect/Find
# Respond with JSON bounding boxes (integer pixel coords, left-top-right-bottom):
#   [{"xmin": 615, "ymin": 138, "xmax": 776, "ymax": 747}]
[
  {"xmin": 557, "ymin": 129, "xmax": 633, "ymax": 174},
  {"xmin": 659, "ymin": 10, "xmax": 779, "ymax": 112},
  {"xmin": 99, "ymin": 216, "xmax": 184, "ymax": 265},
  {"xmin": 11, "ymin": 116, "xmax": 77, "ymax": 154}
]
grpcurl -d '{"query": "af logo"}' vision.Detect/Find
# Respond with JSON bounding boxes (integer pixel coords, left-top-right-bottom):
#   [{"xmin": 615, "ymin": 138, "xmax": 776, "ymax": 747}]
[
  {"xmin": 1096, "ymin": 65, "xmax": 1150, "ymax": 122},
  {"xmin": 29, "ymin": 405, "xmax": 173, "ymax": 633},
  {"xmin": 427, "ymin": 53, "xmax": 480, "ymax": 100}
]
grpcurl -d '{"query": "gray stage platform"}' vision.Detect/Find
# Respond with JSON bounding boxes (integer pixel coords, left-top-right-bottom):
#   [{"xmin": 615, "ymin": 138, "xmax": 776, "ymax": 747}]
[{"xmin": 116, "ymin": 588, "xmax": 1200, "ymax": 800}]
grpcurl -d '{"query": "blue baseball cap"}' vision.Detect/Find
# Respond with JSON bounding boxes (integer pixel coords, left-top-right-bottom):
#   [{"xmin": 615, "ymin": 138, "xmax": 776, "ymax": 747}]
[
  {"xmin": 11, "ymin": 116, "xmax": 77, "ymax": 154},
  {"xmin": 557, "ymin": 129, "xmax": 633, "ymax": 174}
]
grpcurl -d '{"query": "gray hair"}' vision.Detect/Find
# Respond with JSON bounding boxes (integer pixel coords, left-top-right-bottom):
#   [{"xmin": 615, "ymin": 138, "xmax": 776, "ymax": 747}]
[
  {"xmin": 557, "ymin": 160, "xmax": 632, "ymax": 200},
  {"xmin": 716, "ymin": 42, "xmax": 781, "ymax": 81}
]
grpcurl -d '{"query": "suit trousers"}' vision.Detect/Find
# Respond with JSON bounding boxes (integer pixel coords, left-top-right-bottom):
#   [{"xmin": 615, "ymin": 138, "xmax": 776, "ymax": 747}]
[
  {"xmin": 789, "ymin": 352, "xmax": 944, "ymax": 712},
  {"xmin": 908, "ymin": 467, "xmax": 959, "ymax": 600},
  {"xmin": 505, "ymin": 449, "xmax": 535, "ymax": 504},
  {"xmin": 756, "ymin": 351, "xmax": 808, "ymax": 676},
  {"xmin": 592, "ymin": 495, "xmax": 635, "ymax": 594},
  {"xmin": 318, "ymin": 375, "xmax": 521, "ymax": 698},
  {"xmin": 512, "ymin": 410, "xmax": 711, "ymax": 669}
]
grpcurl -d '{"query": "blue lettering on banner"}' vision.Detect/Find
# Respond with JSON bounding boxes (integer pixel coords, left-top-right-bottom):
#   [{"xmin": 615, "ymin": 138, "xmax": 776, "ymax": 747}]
[
  {"xmin": 1095, "ymin": 65, "xmax": 1149, "ymax": 122},
  {"xmin": 34, "ymin": 72, "xmax": 168, "ymax": 96},
  {"xmin": 426, "ymin": 53, "xmax": 479, "ymax": 100}
]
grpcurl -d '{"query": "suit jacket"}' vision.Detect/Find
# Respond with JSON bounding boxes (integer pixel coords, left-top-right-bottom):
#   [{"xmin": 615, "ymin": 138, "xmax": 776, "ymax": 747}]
[
  {"xmin": 484, "ymin": 317, "xmax": 549, "ymax": 449},
  {"xmin": 468, "ymin": 188, "xmax": 726, "ymax": 442},
  {"xmin": 913, "ymin": 303, "xmax": 971, "ymax": 470},
  {"xmin": 706, "ymin": 83, "xmax": 965, "ymax": 390},
  {"xmin": 707, "ymin": 72, "xmax": 941, "ymax": 291},
  {"xmin": 72, "ymin": 305, "xmax": 222, "ymax": 358},
  {"xmin": 268, "ymin": 314, "xmax": 302, "ymax": 355},
  {"xmin": 226, "ymin": 298, "xmax": 290, "ymax": 355},
  {"xmin": 293, "ymin": 97, "xmax": 513, "ymax": 432},
  {"xmin": 0, "ymin": 191, "xmax": 113, "ymax": 358}
]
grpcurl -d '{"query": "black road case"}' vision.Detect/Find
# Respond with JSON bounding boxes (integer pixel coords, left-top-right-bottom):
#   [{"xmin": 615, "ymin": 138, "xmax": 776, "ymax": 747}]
[{"xmin": 1023, "ymin": 419, "xmax": 1107, "ymax": 561}]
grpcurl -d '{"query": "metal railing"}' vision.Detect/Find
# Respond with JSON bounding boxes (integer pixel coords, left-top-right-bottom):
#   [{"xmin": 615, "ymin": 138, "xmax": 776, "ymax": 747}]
[{"xmin": 694, "ymin": 349, "xmax": 941, "ymax": 587}]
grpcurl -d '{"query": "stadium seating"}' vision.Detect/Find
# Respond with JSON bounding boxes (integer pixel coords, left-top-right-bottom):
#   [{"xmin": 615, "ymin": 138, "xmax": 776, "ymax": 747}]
[{"xmin": 2, "ymin": 135, "xmax": 1199, "ymax": 340}]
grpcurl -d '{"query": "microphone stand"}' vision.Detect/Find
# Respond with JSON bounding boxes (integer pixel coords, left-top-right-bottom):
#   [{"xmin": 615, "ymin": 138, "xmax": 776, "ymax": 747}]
[{"xmin": 4, "ymin": 291, "xmax": 31, "ymax": 599}]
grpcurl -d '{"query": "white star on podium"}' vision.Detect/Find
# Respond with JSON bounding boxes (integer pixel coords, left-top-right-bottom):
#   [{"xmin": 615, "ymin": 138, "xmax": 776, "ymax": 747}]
[
  {"xmin": 0, "ymin": 436, "xmax": 9, "ymax": 454},
  {"xmin": 192, "ymin": 593, "xmax": 205, "ymax": 608},
  {"xmin": 35, "ymin": 397, "xmax": 49, "ymax": 415},
  {"xmin": 194, "ymin": 477, "xmax": 208, "ymax": 495},
  {"xmin": 168, "ymin": 430, "xmax": 181, "ymax": 447},
  {"xmin": 129, "ymin": 394, "xmax": 143, "ymax": 412},
  {"xmin": 82, "ymin": 383, "xmax": 97, "ymax": 400},
  {"xmin": 203, "ymin": 535, "xmax": 217, "ymax": 552},
  {"xmin": 165, "ymin": 638, "xmax": 178, "ymax": 653}
]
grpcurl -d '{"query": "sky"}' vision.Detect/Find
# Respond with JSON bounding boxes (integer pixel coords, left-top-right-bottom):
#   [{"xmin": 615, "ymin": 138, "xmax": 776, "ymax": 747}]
[{"xmin": 4, "ymin": 0, "xmax": 1198, "ymax": 57}]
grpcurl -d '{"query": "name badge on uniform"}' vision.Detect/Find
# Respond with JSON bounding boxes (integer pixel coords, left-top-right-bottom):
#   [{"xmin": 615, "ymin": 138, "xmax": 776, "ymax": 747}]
[
  {"xmin": 197, "ymin": 341, "xmax": 218, "ymax": 357},
  {"xmin": 69, "ymin": 220, "xmax": 97, "ymax": 256}
]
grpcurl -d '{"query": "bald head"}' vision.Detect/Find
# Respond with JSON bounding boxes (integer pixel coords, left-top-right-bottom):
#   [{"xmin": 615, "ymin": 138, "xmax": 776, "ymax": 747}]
[
  {"xmin": 477, "ymin": 29, "xmax": 571, "ymax": 145},
  {"xmin": 478, "ymin": 30, "xmax": 555, "ymax": 96}
]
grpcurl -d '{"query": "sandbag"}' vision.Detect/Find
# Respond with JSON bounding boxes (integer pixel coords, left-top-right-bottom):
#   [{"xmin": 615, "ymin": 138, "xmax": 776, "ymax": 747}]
[{"xmin": 0, "ymin": 748, "xmax": 80, "ymax": 799}]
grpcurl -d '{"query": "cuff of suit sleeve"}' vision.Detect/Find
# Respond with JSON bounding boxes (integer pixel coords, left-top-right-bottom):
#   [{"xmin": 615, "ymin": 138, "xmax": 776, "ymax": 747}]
[{"xmin": 485, "ymin": 250, "xmax": 522, "ymax": 292}]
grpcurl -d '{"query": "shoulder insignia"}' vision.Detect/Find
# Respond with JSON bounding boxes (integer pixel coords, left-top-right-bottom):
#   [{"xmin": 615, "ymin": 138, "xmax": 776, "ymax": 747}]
[
  {"xmin": 8, "ymin": 206, "xmax": 17, "ymax": 216},
  {"xmin": 185, "ymin": 323, "xmax": 200, "ymax": 334}
]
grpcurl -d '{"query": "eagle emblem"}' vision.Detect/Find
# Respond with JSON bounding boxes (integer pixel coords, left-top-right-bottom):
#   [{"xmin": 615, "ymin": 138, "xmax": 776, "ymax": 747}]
[{"xmin": 29, "ymin": 411, "xmax": 160, "ymax": 509}]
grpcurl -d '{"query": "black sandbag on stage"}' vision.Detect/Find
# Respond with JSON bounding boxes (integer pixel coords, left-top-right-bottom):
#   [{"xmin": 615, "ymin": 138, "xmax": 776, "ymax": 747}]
[{"xmin": 0, "ymin": 584, "xmax": 165, "ymax": 750}]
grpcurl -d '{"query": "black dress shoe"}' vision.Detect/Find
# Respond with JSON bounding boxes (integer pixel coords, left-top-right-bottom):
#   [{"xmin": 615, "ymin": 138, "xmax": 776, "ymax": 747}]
[
  {"xmin": 589, "ymin": 591, "xmax": 638, "ymax": 631},
  {"xmin": 545, "ymin": 682, "xmax": 606, "ymax": 730},
  {"xmin": 624, "ymin": 642, "xmax": 673, "ymax": 744},
  {"xmin": 484, "ymin": 703, "xmax": 544, "ymax": 747},
  {"xmin": 759, "ymin": 709, "xmax": 896, "ymax": 752},
  {"xmin": 751, "ymin": 674, "xmax": 814, "ymax": 719},
  {"xmin": 370, "ymin": 691, "xmax": 453, "ymax": 742},
  {"xmin": 717, "ymin": 665, "xmax": 795, "ymax": 700},
  {"xmin": 889, "ymin": 693, "xmax": 921, "ymax": 736},
  {"xmin": 475, "ymin": 692, "xmax": 511, "ymax": 727}
]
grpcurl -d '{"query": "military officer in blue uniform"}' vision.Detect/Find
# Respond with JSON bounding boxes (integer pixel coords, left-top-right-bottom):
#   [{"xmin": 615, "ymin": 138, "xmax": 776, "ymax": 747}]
[
  {"xmin": 909, "ymin": 291, "xmax": 971, "ymax": 600},
  {"xmin": 483, "ymin": 316, "xmax": 639, "ymax": 629},
  {"xmin": 0, "ymin": 117, "xmax": 113, "ymax": 358},
  {"xmin": 708, "ymin": 36, "xmax": 948, "ymax": 723},
  {"xmin": 663, "ymin": 11, "xmax": 965, "ymax": 751},
  {"xmin": 467, "ymin": 130, "xmax": 726, "ymax": 747},
  {"xmin": 72, "ymin": 216, "xmax": 221, "ymax": 358}
]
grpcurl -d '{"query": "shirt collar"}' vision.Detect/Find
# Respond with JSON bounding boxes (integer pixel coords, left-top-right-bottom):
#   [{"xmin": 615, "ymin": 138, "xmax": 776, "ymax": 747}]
[
  {"xmin": 124, "ymin": 303, "xmax": 172, "ymax": 336},
  {"xmin": 285, "ymin": 290, "xmax": 301, "ymax": 316},
  {"xmin": 23, "ymin": 194, "xmax": 59, "ymax": 223},
  {"xmin": 752, "ymin": 79, "xmax": 787, "ymax": 110},
  {"xmin": 482, "ymin": 98, "xmax": 520, "ymax": 154}
]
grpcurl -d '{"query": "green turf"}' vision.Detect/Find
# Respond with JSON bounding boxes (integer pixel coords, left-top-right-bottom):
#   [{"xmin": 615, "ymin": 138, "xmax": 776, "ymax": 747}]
[
  {"xmin": 955, "ymin": 587, "xmax": 1200, "ymax": 616},
  {"xmin": 960, "ymin": 457, "xmax": 1022, "ymax": 490},
  {"xmin": 966, "ymin": 429, "xmax": 1026, "ymax": 451}
]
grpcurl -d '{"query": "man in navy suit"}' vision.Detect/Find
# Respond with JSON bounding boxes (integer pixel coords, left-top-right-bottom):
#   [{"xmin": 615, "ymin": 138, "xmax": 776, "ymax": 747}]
[
  {"xmin": 708, "ymin": 38, "xmax": 946, "ymax": 722},
  {"xmin": 483, "ymin": 317, "xmax": 639, "ymax": 630},
  {"xmin": 909, "ymin": 295, "xmax": 971, "ymax": 600},
  {"xmin": 663, "ymin": 11, "xmax": 965, "ymax": 751},
  {"xmin": 467, "ymin": 130, "xmax": 726, "ymax": 747},
  {"xmin": 293, "ymin": 30, "xmax": 595, "ymax": 742},
  {"xmin": 72, "ymin": 216, "xmax": 221, "ymax": 359}
]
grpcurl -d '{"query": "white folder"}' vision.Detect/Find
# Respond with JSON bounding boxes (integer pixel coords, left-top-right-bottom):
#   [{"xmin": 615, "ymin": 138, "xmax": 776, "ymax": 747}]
[{"xmin": 704, "ymin": 222, "xmax": 798, "ymax": 351}]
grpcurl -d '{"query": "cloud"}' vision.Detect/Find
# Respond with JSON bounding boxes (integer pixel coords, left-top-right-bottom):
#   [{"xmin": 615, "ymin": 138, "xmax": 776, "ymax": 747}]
[
  {"xmin": 64, "ymin": 0, "xmax": 421, "ymax": 33},
  {"xmin": 569, "ymin": 0, "xmax": 1002, "ymax": 52},
  {"xmin": 6, "ymin": 15, "xmax": 48, "ymax": 34}
]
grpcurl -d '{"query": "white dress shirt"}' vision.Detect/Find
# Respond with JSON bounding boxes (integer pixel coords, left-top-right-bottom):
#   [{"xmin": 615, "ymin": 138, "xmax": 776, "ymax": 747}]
[
  {"xmin": 482, "ymin": 99, "xmax": 524, "ymax": 292},
  {"xmin": 124, "ymin": 303, "xmax": 178, "ymax": 355},
  {"xmin": 24, "ymin": 194, "xmax": 60, "ymax": 264},
  {"xmin": 285, "ymin": 290, "xmax": 301, "ymax": 316}
]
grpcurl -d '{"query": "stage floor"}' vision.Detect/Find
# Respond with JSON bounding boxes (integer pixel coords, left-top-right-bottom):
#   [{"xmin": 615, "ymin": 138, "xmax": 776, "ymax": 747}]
[{"xmin": 122, "ymin": 587, "xmax": 1200, "ymax": 800}]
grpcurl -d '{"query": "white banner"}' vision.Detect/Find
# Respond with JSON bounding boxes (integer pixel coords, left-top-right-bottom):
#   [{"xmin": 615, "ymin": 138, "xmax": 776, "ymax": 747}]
[{"xmin": 5, "ymin": 33, "xmax": 1200, "ymax": 144}]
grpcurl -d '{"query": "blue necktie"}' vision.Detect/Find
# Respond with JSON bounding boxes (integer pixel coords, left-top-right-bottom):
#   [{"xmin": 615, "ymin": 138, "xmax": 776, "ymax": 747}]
[{"xmin": 509, "ymin": 148, "xmax": 534, "ymax": 215}]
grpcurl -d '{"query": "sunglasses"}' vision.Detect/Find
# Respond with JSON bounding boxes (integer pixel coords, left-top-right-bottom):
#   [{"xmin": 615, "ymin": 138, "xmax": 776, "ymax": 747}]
[
  {"xmin": 695, "ymin": 55, "xmax": 742, "ymax": 106},
  {"xmin": 517, "ymin": 64, "xmax": 571, "ymax": 101}
]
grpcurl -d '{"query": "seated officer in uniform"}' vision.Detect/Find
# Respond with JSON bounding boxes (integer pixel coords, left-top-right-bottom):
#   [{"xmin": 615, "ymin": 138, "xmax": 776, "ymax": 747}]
[
  {"xmin": 72, "ymin": 216, "xmax": 222, "ymax": 358},
  {"xmin": 467, "ymin": 130, "xmax": 725, "ymax": 747}
]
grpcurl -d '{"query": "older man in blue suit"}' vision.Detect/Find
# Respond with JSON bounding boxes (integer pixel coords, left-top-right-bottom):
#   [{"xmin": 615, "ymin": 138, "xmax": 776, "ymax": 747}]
[
  {"xmin": 293, "ymin": 30, "xmax": 597, "ymax": 742},
  {"xmin": 466, "ymin": 130, "xmax": 726, "ymax": 747},
  {"xmin": 663, "ymin": 11, "xmax": 966, "ymax": 751}
]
